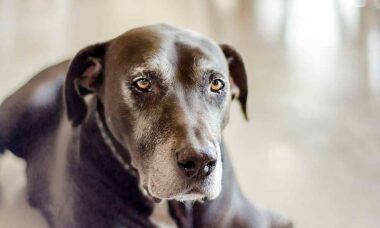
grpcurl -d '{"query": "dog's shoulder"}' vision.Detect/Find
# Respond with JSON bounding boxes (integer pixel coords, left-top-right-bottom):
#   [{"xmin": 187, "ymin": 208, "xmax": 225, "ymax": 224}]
[{"xmin": 0, "ymin": 60, "xmax": 69, "ymax": 157}]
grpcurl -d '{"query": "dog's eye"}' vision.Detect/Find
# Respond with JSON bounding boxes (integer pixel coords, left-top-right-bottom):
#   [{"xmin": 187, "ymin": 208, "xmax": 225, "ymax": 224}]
[
  {"xmin": 210, "ymin": 79, "xmax": 225, "ymax": 92},
  {"xmin": 133, "ymin": 78, "xmax": 151, "ymax": 92}
]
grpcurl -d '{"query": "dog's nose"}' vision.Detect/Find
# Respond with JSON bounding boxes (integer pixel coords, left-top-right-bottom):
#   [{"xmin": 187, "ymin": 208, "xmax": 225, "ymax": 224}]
[{"xmin": 176, "ymin": 148, "xmax": 217, "ymax": 178}]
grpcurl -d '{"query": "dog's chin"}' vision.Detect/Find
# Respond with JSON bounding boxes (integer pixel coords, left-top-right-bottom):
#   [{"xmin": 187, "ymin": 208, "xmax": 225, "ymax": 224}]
[
  {"xmin": 171, "ymin": 193, "xmax": 205, "ymax": 202},
  {"xmin": 171, "ymin": 187, "xmax": 222, "ymax": 202},
  {"xmin": 146, "ymin": 182, "xmax": 222, "ymax": 203}
]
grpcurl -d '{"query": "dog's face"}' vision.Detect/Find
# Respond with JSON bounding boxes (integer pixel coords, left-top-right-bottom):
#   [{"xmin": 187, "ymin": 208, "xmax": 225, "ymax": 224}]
[{"xmin": 65, "ymin": 25, "xmax": 247, "ymax": 202}]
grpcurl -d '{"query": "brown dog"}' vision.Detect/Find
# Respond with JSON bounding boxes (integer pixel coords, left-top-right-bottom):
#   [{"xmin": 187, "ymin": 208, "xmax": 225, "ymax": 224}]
[{"xmin": 0, "ymin": 24, "xmax": 292, "ymax": 227}]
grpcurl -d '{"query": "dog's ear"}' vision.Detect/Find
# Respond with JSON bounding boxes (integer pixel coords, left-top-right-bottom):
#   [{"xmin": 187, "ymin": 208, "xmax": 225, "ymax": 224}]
[
  {"xmin": 219, "ymin": 44, "xmax": 248, "ymax": 120},
  {"xmin": 65, "ymin": 42, "xmax": 109, "ymax": 127}
]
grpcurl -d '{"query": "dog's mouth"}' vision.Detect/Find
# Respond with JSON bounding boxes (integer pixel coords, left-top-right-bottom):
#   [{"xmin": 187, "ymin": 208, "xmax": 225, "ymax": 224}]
[
  {"xmin": 143, "ymin": 187, "xmax": 163, "ymax": 203},
  {"xmin": 141, "ymin": 150, "xmax": 223, "ymax": 202},
  {"xmin": 143, "ymin": 179, "xmax": 217, "ymax": 203}
]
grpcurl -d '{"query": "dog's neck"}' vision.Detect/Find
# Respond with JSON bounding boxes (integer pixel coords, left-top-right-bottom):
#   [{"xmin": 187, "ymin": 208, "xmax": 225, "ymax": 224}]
[
  {"xmin": 94, "ymin": 104, "xmax": 136, "ymax": 176},
  {"xmin": 93, "ymin": 102, "xmax": 157, "ymax": 200},
  {"xmin": 72, "ymin": 99, "xmax": 155, "ymax": 225}
]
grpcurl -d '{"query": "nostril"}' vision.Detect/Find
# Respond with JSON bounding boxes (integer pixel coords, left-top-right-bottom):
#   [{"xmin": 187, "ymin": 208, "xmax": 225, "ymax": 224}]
[
  {"xmin": 207, "ymin": 160, "xmax": 216, "ymax": 168},
  {"xmin": 203, "ymin": 160, "xmax": 216, "ymax": 176},
  {"xmin": 176, "ymin": 147, "xmax": 217, "ymax": 178},
  {"xmin": 178, "ymin": 160, "xmax": 198, "ymax": 177},
  {"xmin": 178, "ymin": 160, "xmax": 196, "ymax": 171}
]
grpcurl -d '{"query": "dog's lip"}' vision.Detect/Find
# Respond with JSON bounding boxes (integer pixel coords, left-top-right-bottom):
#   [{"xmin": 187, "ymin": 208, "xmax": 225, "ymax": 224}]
[
  {"xmin": 144, "ymin": 185, "xmax": 206, "ymax": 202},
  {"xmin": 184, "ymin": 186, "xmax": 209, "ymax": 200},
  {"xmin": 143, "ymin": 186, "xmax": 162, "ymax": 203},
  {"xmin": 144, "ymin": 179, "xmax": 213, "ymax": 202},
  {"xmin": 187, "ymin": 186, "xmax": 200, "ymax": 194}
]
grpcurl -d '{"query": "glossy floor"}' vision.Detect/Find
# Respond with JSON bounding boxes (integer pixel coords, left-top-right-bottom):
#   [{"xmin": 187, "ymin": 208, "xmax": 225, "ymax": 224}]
[{"xmin": 0, "ymin": 0, "xmax": 379, "ymax": 227}]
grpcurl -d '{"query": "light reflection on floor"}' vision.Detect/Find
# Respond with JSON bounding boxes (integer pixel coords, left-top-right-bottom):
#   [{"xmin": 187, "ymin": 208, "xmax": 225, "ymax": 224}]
[{"xmin": 0, "ymin": 0, "xmax": 379, "ymax": 227}]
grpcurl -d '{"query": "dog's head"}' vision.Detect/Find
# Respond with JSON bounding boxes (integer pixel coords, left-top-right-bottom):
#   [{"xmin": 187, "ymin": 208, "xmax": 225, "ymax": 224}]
[{"xmin": 64, "ymin": 24, "xmax": 247, "ymax": 202}]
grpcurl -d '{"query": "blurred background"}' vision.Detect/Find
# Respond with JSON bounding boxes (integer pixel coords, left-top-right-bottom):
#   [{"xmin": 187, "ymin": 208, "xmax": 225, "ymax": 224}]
[{"xmin": 0, "ymin": 0, "xmax": 379, "ymax": 227}]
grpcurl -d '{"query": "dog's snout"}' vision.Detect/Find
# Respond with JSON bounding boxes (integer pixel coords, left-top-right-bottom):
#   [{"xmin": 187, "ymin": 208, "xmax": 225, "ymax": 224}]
[{"xmin": 176, "ymin": 148, "xmax": 217, "ymax": 178}]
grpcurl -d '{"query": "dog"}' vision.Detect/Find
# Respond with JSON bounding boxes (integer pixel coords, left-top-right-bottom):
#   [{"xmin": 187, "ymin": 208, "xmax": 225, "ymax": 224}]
[{"xmin": 0, "ymin": 24, "xmax": 292, "ymax": 228}]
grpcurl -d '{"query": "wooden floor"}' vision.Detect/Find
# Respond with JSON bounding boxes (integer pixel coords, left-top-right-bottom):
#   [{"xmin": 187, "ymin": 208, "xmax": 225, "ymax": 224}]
[{"xmin": 0, "ymin": 0, "xmax": 379, "ymax": 227}]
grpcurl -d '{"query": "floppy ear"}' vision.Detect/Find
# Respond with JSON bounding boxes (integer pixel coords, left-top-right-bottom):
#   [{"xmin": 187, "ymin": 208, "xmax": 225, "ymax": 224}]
[
  {"xmin": 219, "ymin": 44, "xmax": 248, "ymax": 120},
  {"xmin": 65, "ymin": 42, "xmax": 109, "ymax": 127}
]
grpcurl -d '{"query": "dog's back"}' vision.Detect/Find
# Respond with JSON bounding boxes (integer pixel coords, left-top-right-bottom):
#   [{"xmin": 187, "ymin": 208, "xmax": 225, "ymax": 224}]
[
  {"xmin": 0, "ymin": 61, "xmax": 71, "ymax": 224},
  {"xmin": 0, "ymin": 61, "xmax": 68, "ymax": 158}
]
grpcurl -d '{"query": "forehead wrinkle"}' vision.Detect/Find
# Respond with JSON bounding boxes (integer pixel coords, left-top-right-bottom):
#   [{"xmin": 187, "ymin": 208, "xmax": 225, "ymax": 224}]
[
  {"xmin": 174, "ymin": 42, "xmax": 206, "ymax": 87},
  {"xmin": 191, "ymin": 56, "xmax": 202, "ymax": 83},
  {"xmin": 129, "ymin": 50, "xmax": 175, "ymax": 83},
  {"xmin": 195, "ymin": 58, "xmax": 228, "ymax": 78},
  {"xmin": 174, "ymin": 42, "xmax": 229, "ymax": 89},
  {"xmin": 146, "ymin": 36, "xmax": 178, "ymax": 81},
  {"xmin": 147, "ymin": 52, "xmax": 175, "ymax": 81}
]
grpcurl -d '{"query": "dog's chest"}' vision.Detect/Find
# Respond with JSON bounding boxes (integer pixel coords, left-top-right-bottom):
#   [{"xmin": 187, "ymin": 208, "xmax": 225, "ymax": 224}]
[{"xmin": 150, "ymin": 201, "xmax": 177, "ymax": 228}]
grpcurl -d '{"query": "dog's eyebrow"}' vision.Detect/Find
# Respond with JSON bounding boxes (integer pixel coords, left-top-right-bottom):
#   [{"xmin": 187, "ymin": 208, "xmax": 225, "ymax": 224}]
[
  {"xmin": 202, "ymin": 69, "xmax": 225, "ymax": 78},
  {"xmin": 129, "ymin": 67, "xmax": 165, "ymax": 82},
  {"xmin": 192, "ymin": 56, "xmax": 228, "ymax": 78},
  {"xmin": 130, "ymin": 66, "xmax": 152, "ymax": 76},
  {"xmin": 130, "ymin": 55, "xmax": 174, "ymax": 80}
]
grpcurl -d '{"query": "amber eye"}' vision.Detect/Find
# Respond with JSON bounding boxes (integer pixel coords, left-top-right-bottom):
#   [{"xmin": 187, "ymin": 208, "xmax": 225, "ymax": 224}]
[
  {"xmin": 133, "ymin": 78, "xmax": 151, "ymax": 92},
  {"xmin": 210, "ymin": 79, "xmax": 225, "ymax": 92}
]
